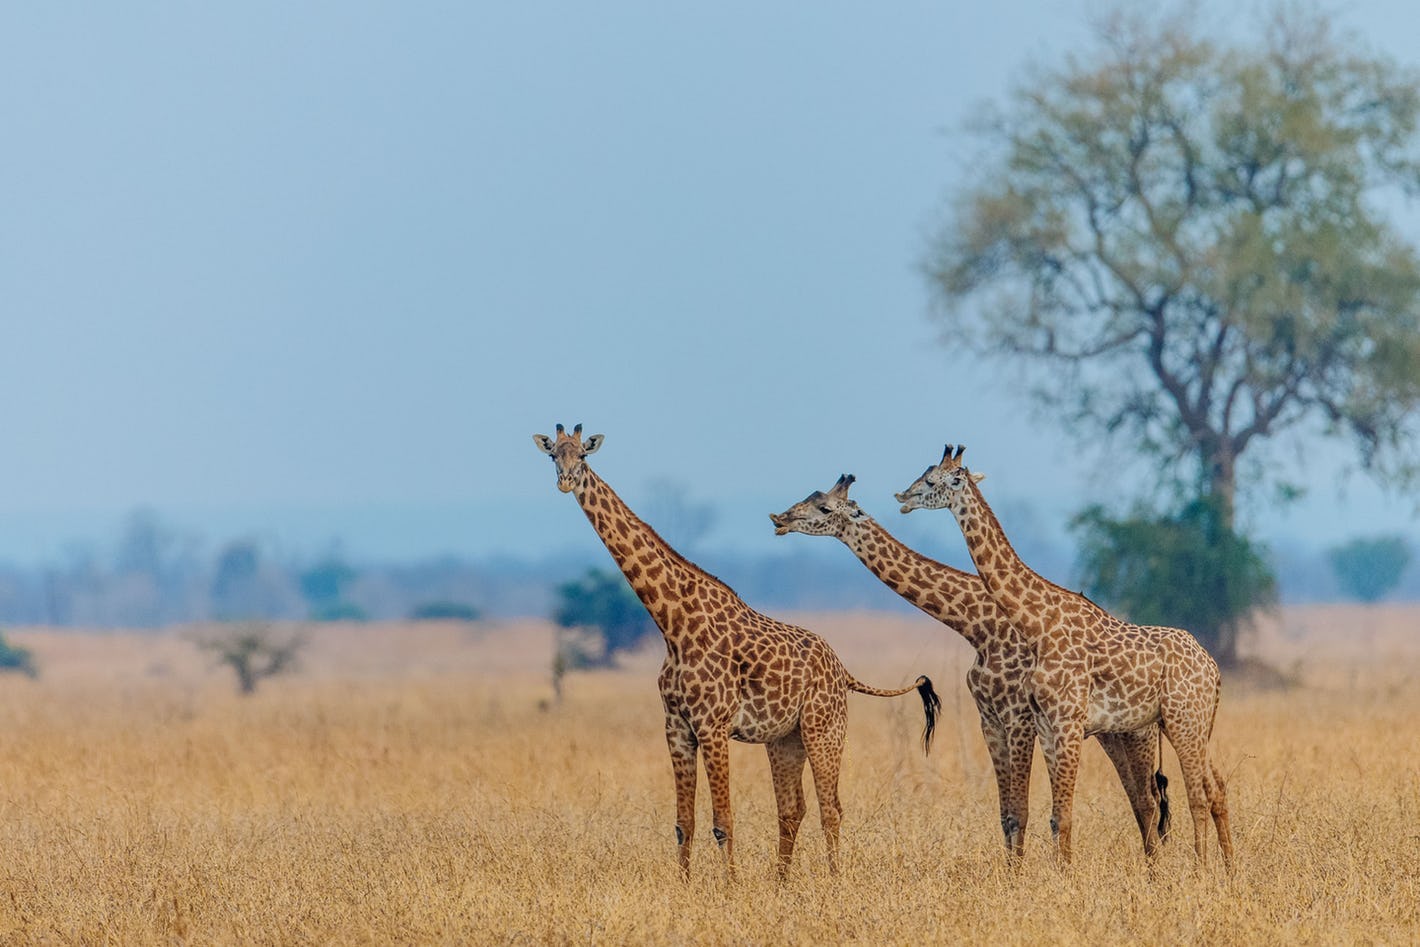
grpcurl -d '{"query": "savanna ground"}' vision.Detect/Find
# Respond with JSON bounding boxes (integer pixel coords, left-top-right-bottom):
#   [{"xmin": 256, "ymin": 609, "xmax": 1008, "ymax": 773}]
[{"xmin": 0, "ymin": 605, "xmax": 1417, "ymax": 945}]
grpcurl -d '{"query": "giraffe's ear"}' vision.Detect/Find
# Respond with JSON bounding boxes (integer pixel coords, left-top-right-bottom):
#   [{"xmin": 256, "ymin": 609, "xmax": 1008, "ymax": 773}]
[
  {"xmin": 971, "ymin": 471, "xmax": 986, "ymax": 484},
  {"xmin": 533, "ymin": 434, "xmax": 556, "ymax": 455},
  {"xmin": 582, "ymin": 433, "xmax": 605, "ymax": 455}
]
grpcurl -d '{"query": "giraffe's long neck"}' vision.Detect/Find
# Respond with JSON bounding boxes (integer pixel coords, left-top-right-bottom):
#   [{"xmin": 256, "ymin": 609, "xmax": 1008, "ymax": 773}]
[
  {"xmin": 953, "ymin": 477, "xmax": 1104, "ymax": 645},
  {"xmin": 574, "ymin": 469, "xmax": 733, "ymax": 636},
  {"xmin": 838, "ymin": 517, "xmax": 991, "ymax": 652}
]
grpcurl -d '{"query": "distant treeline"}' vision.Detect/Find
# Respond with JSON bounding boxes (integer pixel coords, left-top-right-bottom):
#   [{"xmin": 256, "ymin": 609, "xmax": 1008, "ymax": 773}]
[{"xmin": 0, "ymin": 508, "xmax": 1410, "ymax": 628}]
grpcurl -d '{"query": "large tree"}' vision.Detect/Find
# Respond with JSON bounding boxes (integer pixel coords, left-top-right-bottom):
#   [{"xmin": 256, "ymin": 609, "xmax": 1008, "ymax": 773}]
[
  {"xmin": 926, "ymin": 5, "xmax": 1420, "ymax": 661},
  {"xmin": 928, "ymin": 5, "xmax": 1420, "ymax": 517}
]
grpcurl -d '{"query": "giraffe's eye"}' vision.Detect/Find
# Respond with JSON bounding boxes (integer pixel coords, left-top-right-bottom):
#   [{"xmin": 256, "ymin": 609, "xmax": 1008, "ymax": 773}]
[{"xmin": 817, "ymin": 505, "xmax": 832, "ymax": 514}]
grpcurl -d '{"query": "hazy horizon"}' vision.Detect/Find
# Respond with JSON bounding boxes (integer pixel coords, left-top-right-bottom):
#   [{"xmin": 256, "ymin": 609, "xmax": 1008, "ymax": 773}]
[{"xmin": 1, "ymin": 473, "xmax": 1412, "ymax": 570}]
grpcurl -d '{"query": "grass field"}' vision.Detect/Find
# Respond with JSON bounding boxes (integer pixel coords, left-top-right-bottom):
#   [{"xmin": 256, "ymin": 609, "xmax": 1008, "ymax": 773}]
[{"xmin": 0, "ymin": 605, "xmax": 1417, "ymax": 944}]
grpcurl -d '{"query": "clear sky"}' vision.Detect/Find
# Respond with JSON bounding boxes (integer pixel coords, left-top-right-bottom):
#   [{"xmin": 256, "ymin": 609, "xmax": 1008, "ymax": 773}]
[{"xmin": 4, "ymin": 2, "xmax": 1420, "ymax": 566}]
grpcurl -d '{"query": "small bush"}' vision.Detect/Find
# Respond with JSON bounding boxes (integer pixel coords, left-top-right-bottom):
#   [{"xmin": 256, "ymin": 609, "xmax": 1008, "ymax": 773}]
[
  {"xmin": 552, "ymin": 569, "xmax": 655, "ymax": 668},
  {"xmin": 308, "ymin": 601, "xmax": 368, "ymax": 622},
  {"xmin": 1329, "ymin": 536, "xmax": 1412, "ymax": 603},
  {"xmin": 0, "ymin": 631, "xmax": 36, "ymax": 678},
  {"xmin": 409, "ymin": 601, "xmax": 481, "ymax": 622}
]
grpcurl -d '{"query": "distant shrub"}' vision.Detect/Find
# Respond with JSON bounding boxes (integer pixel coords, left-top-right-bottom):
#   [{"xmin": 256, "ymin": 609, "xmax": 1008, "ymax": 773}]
[
  {"xmin": 0, "ymin": 631, "xmax": 37, "ymax": 678},
  {"xmin": 1328, "ymin": 536, "xmax": 1412, "ymax": 603},
  {"xmin": 308, "ymin": 601, "xmax": 368, "ymax": 622},
  {"xmin": 552, "ymin": 569, "xmax": 654, "ymax": 668},
  {"xmin": 409, "ymin": 601, "xmax": 481, "ymax": 621},
  {"xmin": 300, "ymin": 557, "xmax": 363, "ymax": 621}
]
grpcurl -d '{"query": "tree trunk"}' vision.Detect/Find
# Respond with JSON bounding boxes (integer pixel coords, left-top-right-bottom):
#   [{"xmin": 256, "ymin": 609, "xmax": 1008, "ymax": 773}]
[{"xmin": 1204, "ymin": 445, "xmax": 1240, "ymax": 667}]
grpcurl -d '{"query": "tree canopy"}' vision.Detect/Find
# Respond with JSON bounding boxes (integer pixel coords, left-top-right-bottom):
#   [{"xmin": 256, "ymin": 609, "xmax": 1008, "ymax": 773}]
[{"xmin": 927, "ymin": 4, "xmax": 1420, "ymax": 515}]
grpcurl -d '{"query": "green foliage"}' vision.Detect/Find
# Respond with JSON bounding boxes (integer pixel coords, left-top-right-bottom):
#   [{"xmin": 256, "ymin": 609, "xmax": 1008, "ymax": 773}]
[
  {"xmin": 552, "ymin": 569, "xmax": 655, "ymax": 668},
  {"xmin": 309, "ymin": 601, "xmax": 368, "ymax": 622},
  {"xmin": 299, "ymin": 557, "xmax": 363, "ymax": 622},
  {"xmin": 299, "ymin": 558, "xmax": 356, "ymax": 606},
  {"xmin": 1072, "ymin": 495, "xmax": 1277, "ymax": 664},
  {"xmin": 0, "ymin": 631, "xmax": 37, "ymax": 678},
  {"xmin": 928, "ymin": 4, "xmax": 1420, "ymax": 505},
  {"xmin": 409, "ymin": 601, "xmax": 481, "ymax": 622},
  {"xmin": 210, "ymin": 540, "xmax": 265, "ymax": 621},
  {"xmin": 1328, "ymin": 535, "xmax": 1412, "ymax": 603}
]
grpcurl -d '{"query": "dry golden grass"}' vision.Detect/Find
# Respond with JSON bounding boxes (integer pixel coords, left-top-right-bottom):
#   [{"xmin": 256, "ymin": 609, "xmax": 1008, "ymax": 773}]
[{"xmin": 0, "ymin": 606, "xmax": 1417, "ymax": 945}]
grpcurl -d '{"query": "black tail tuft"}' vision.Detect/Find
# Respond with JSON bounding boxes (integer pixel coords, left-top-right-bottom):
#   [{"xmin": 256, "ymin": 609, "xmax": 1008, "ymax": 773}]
[
  {"xmin": 916, "ymin": 675, "xmax": 941, "ymax": 755},
  {"xmin": 1155, "ymin": 769, "xmax": 1172, "ymax": 842}
]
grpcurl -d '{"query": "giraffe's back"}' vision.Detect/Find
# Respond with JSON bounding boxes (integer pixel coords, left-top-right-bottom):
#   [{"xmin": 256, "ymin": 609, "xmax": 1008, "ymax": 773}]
[{"xmin": 1072, "ymin": 617, "xmax": 1218, "ymax": 734}]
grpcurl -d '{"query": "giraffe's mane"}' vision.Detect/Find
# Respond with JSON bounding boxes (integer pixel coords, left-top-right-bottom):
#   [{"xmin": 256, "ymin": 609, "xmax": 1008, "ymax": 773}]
[
  {"xmin": 857, "ymin": 514, "xmax": 977, "ymax": 583},
  {"xmin": 583, "ymin": 469, "xmax": 743, "ymax": 603},
  {"xmin": 964, "ymin": 475, "xmax": 1113, "ymax": 618}
]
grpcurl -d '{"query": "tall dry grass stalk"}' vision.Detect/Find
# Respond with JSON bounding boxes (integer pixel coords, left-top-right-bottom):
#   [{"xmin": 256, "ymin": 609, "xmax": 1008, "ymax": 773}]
[{"xmin": 0, "ymin": 607, "xmax": 1416, "ymax": 944}]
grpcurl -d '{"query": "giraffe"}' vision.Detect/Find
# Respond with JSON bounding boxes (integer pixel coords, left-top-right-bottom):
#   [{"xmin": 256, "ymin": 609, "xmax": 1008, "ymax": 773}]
[
  {"xmin": 895, "ymin": 444, "xmax": 1234, "ymax": 870},
  {"xmin": 770, "ymin": 474, "xmax": 1170, "ymax": 860},
  {"xmin": 534, "ymin": 424, "xmax": 941, "ymax": 879}
]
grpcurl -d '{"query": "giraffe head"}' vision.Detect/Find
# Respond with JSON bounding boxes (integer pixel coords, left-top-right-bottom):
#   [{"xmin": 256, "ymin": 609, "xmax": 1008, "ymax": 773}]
[
  {"xmin": 532, "ymin": 422, "xmax": 605, "ymax": 493},
  {"xmin": 769, "ymin": 474, "xmax": 869, "ymax": 536},
  {"xmin": 894, "ymin": 443, "xmax": 985, "ymax": 515}
]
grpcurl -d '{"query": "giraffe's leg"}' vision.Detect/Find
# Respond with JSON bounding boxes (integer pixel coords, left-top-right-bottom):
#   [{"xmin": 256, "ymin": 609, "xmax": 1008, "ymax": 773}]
[
  {"xmin": 1161, "ymin": 719, "xmax": 1212, "ymax": 869},
  {"xmin": 1001, "ymin": 719, "xmax": 1035, "ymax": 861},
  {"xmin": 664, "ymin": 715, "xmax": 699, "ymax": 878},
  {"xmin": 980, "ymin": 710, "xmax": 1031, "ymax": 861},
  {"xmin": 1096, "ymin": 728, "xmax": 1162, "ymax": 857},
  {"xmin": 699, "ymin": 728, "xmax": 735, "ymax": 876},
  {"xmin": 1206, "ymin": 756, "xmax": 1234, "ymax": 872},
  {"xmin": 1047, "ymin": 738, "xmax": 1083, "ymax": 864},
  {"xmin": 1033, "ymin": 697, "xmax": 1084, "ymax": 864},
  {"xmin": 766, "ymin": 731, "xmax": 809, "ymax": 882},
  {"xmin": 801, "ymin": 704, "xmax": 848, "ymax": 876}
]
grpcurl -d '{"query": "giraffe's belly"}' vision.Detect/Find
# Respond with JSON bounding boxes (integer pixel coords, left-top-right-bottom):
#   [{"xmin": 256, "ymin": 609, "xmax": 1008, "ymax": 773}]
[
  {"xmin": 729, "ymin": 700, "xmax": 799, "ymax": 744},
  {"xmin": 1084, "ymin": 687, "xmax": 1160, "ymax": 735}
]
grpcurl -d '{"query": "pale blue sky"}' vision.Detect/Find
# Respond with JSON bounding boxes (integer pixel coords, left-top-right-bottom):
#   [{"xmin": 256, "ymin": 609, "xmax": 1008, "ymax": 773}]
[{"xmin": 4, "ymin": 2, "xmax": 1420, "ymax": 565}]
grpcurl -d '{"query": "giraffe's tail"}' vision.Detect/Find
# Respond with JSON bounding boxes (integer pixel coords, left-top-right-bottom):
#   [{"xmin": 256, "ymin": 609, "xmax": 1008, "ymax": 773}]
[
  {"xmin": 848, "ymin": 674, "xmax": 941, "ymax": 755},
  {"xmin": 1155, "ymin": 728, "xmax": 1172, "ymax": 843}
]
